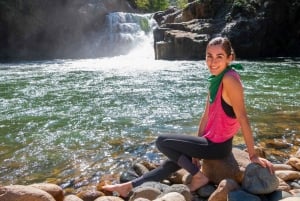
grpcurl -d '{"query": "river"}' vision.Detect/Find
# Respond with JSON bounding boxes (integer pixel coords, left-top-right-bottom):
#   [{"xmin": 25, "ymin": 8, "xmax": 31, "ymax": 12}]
[{"xmin": 0, "ymin": 13, "xmax": 299, "ymax": 188}]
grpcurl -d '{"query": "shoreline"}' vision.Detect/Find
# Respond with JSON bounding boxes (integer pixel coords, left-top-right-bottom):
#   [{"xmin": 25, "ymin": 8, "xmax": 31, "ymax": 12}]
[{"xmin": 1, "ymin": 147, "xmax": 300, "ymax": 201}]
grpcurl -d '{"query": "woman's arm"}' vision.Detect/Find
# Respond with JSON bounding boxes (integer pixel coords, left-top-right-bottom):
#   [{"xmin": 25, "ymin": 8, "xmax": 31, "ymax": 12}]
[
  {"xmin": 222, "ymin": 73, "xmax": 274, "ymax": 173},
  {"xmin": 193, "ymin": 95, "xmax": 210, "ymax": 167},
  {"xmin": 197, "ymin": 95, "xmax": 210, "ymax": 136}
]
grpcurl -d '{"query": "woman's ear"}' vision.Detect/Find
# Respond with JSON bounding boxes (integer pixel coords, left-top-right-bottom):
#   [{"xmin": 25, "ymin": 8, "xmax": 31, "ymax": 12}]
[{"xmin": 228, "ymin": 54, "xmax": 234, "ymax": 62}]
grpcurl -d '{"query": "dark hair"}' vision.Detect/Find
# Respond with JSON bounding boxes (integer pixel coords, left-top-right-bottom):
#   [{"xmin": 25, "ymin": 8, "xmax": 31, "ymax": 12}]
[{"xmin": 207, "ymin": 37, "xmax": 235, "ymax": 60}]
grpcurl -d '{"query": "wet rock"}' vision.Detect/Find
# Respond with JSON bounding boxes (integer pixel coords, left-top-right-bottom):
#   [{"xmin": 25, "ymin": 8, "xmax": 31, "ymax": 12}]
[
  {"xmin": 30, "ymin": 183, "xmax": 64, "ymax": 201},
  {"xmin": 161, "ymin": 179, "xmax": 172, "ymax": 185},
  {"xmin": 279, "ymin": 197, "xmax": 300, "ymax": 201},
  {"xmin": 94, "ymin": 196, "xmax": 125, "ymax": 201},
  {"xmin": 120, "ymin": 170, "xmax": 139, "ymax": 183},
  {"xmin": 288, "ymin": 181, "xmax": 300, "ymax": 189},
  {"xmin": 164, "ymin": 184, "xmax": 192, "ymax": 201},
  {"xmin": 153, "ymin": 7, "xmax": 180, "ymax": 26},
  {"xmin": 133, "ymin": 163, "xmax": 150, "ymax": 176},
  {"xmin": 76, "ymin": 190, "xmax": 104, "ymax": 201},
  {"xmin": 141, "ymin": 161, "xmax": 160, "ymax": 171},
  {"xmin": 208, "ymin": 179, "xmax": 240, "ymax": 201},
  {"xmin": 139, "ymin": 182, "xmax": 169, "ymax": 192},
  {"xmin": 287, "ymin": 157, "xmax": 300, "ymax": 171},
  {"xmin": 153, "ymin": 192, "xmax": 186, "ymax": 201},
  {"xmin": 274, "ymin": 164, "xmax": 296, "ymax": 171},
  {"xmin": 154, "ymin": 29, "xmax": 208, "ymax": 60},
  {"xmin": 0, "ymin": 185, "xmax": 56, "ymax": 201},
  {"xmin": 64, "ymin": 194, "xmax": 84, "ymax": 201},
  {"xmin": 277, "ymin": 177, "xmax": 292, "ymax": 191},
  {"xmin": 295, "ymin": 148, "xmax": 300, "ymax": 158},
  {"xmin": 168, "ymin": 168, "xmax": 192, "ymax": 185},
  {"xmin": 196, "ymin": 184, "xmax": 216, "ymax": 198},
  {"xmin": 129, "ymin": 186, "xmax": 161, "ymax": 201},
  {"xmin": 227, "ymin": 189, "xmax": 261, "ymax": 201},
  {"xmin": 131, "ymin": 198, "xmax": 150, "ymax": 201},
  {"xmin": 73, "ymin": 179, "xmax": 90, "ymax": 189},
  {"xmin": 276, "ymin": 170, "xmax": 300, "ymax": 181},
  {"xmin": 266, "ymin": 139, "xmax": 292, "ymax": 149},
  {"xmin": 242, "ymin": 163, "xmax": 279, "ymax": 194},
  {"xmin": 265, "ymin": 190, "xmax": 294, "ymax": 201},
  {"xmin": 59, "ymin": 179, "xmax": 75, "ymax": 189},
  {"xmin": 192, "ymin": 197, "xmax": 207, "ymax": 201}
]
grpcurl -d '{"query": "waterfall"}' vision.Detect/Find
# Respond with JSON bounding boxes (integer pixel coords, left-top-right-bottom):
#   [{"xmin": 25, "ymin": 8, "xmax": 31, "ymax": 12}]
[{"xmin": 99, "ymin": 12, "xmax": 157, "ymax": 57}]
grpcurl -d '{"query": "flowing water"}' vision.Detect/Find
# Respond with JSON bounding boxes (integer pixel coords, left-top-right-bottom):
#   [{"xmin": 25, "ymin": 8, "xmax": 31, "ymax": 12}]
[{"xmin": 0, "ymin": 12, "xmax": 300, "ymax": 187}]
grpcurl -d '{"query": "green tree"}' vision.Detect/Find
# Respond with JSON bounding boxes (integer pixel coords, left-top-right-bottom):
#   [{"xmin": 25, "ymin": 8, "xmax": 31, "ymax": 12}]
[
  {"xmin": 151, "ymin": 0, "xmax": 169, "ymax": 11},
  {"xmin": 176, "ymin": 0, "xmax": 189, "ymax": 9},
  {"xmin": 134, "ymin": 0, "xmax": 169, "ymax": 12},
  {"xmin": 135, "ymin": 0, "xmax": 149, "ymax": 10}
]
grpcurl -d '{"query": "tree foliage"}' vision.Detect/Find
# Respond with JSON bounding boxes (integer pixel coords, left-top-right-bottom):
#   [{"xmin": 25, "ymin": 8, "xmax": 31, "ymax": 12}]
[
  {"xmin": 135, "ymin": 0, "xmax": 170, "ymax": 11},
  {"xmin": 176, "ymin": 0, "xmax": 189, "ymax": 8}
]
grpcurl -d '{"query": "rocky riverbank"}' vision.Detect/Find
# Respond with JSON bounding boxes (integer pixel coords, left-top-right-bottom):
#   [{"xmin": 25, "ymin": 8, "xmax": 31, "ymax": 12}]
[{"xmin": 1, "ymin": 147, "xmax": 300, "ymax": 201}]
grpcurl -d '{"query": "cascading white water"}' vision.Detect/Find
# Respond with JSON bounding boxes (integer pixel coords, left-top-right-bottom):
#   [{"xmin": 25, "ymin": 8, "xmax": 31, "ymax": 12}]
[{"xmin": 99, "ymin": 12, "xmax": 157, "ymax": 56}]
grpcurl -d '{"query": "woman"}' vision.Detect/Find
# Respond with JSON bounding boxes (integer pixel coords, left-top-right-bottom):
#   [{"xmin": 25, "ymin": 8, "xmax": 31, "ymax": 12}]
[{"xmin": 102, "ymin": 36, "xmax": 274, "ymax": 197}]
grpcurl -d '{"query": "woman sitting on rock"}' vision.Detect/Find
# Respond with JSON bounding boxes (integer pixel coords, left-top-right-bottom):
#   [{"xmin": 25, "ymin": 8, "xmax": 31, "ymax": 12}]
[{"xmin": 102, "ymin": 36, "xmax": 274, "ymax": 197}]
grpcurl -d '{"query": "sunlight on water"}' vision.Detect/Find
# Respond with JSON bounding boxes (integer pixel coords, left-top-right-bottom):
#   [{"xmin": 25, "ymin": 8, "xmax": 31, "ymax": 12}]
[{"xmin": 0, "ymin": 56, "xmax": 210, "ymax": 185}]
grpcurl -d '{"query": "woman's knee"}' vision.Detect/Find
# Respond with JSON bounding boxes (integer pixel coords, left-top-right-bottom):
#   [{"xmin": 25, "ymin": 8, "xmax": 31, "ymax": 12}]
[{"xmin": 155, "ymin": 134, "xmax": 171, "ymax": 151}]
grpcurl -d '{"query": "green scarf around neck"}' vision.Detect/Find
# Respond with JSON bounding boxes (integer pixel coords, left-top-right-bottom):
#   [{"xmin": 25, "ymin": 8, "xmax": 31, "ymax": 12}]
[{"xmin": 208, "ymin": 63, "xmax": 244, "ymax": 103}]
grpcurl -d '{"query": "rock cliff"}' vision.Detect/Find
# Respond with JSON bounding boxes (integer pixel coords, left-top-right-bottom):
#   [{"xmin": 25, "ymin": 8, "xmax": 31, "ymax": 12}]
[{"xmin": 153, "ymin": 0, "xmax": 300, "ymax": 60}]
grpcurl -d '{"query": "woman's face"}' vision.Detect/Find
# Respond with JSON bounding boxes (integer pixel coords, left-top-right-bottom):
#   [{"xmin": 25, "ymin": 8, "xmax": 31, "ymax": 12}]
[{"xmin": 206, "ymin": 44, "xmax": 232, "ymax": 76}]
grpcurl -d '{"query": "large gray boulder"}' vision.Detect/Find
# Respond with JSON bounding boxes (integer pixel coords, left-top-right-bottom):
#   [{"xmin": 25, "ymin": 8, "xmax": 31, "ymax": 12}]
[{"xmin": 242, "ymin": 163, "xmax": 279, "ymax": 194}]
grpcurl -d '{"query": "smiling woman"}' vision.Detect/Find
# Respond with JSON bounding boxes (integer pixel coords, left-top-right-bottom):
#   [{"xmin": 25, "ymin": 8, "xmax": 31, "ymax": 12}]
[{"xmin": 102, "ymin": 37, "xmax": 275, "ymax": 197}]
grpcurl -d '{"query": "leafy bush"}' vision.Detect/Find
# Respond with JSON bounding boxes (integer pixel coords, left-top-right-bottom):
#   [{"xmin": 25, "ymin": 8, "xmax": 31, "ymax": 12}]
[
  {"xmin": 134, "ymin": 0, "xmax": 170, "ymax": 11},
  {"xmin": 176, "ymin": 0, "xmax": 189, "ymax": 9},
  {"xmin": 139, "ymin": 18, "xmax": 151, "ymax": 33}
]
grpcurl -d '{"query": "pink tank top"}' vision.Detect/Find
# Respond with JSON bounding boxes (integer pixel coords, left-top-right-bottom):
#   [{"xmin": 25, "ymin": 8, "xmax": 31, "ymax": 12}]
[{"xmin": 202, "ymin": 70, "xmax": 241, "ymax": 143}]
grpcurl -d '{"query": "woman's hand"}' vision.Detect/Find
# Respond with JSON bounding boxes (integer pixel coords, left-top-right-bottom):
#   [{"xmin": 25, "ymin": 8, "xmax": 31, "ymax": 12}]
[
  {"xmin": 250, "ymin": 155, "xmax": 274, "ymax": 174},
  {"xmin": 192, "ymin": 157, "xmax": 201, "ymax": 168}
]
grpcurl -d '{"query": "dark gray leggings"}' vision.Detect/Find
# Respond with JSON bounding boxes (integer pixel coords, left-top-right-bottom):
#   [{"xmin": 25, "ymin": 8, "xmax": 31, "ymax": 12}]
[{"xmin": 132, "ymin": 134, "xmax": 233, "ymax": 187}]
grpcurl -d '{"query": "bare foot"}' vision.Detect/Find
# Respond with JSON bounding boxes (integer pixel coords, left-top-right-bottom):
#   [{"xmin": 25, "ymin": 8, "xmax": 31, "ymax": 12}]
[
  {"xmin": 102, "ymin": 182, "xmax": 133, "ymax": 198},
  {"xmin": 188, "ymin": 171, "xmax": 209, "ymax": 192}
]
